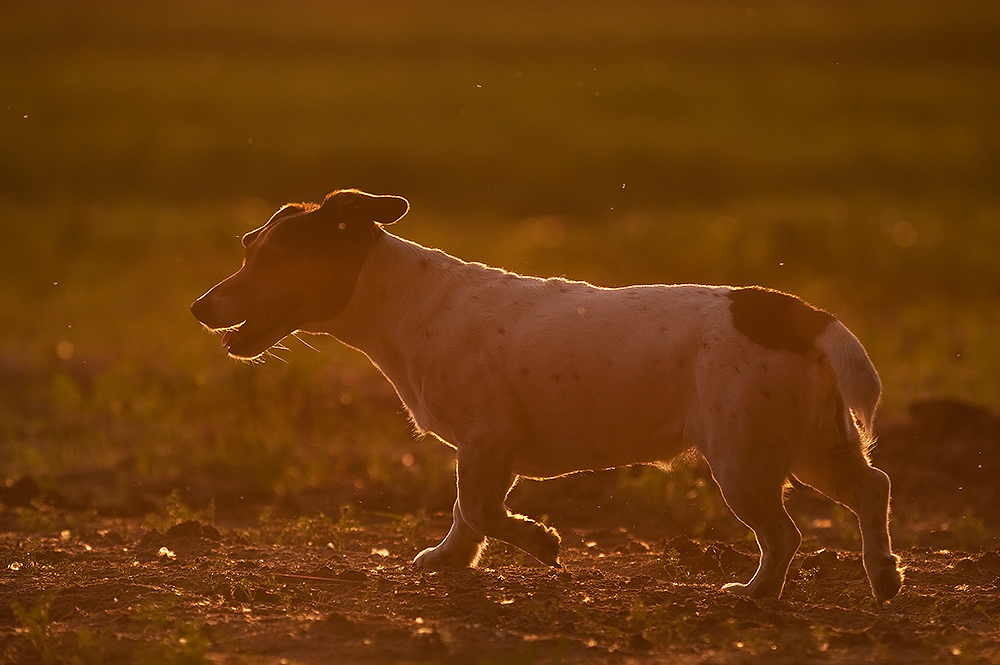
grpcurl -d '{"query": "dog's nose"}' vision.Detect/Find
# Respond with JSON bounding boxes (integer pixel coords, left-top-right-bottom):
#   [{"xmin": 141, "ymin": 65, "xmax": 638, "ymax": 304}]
[
  {"xmin": 190, "ymin": 295, "xmax": 210, "ymax": 323},
  {"xmin": 190, "ymin": 290, "xmax": 240, "ymax": 330}
]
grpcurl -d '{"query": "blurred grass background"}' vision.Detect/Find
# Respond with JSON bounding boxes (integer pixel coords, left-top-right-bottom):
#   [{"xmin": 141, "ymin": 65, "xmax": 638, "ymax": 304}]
[{"xmin": 1, "ymin": 0, "xmax": 999, "ymax": 512}]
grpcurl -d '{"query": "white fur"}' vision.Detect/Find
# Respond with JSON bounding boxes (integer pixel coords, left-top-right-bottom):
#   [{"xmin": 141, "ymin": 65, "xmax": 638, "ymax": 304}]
[{"xmin": 295, "ymin": 229, "xmax": 903, "ymax": 601}]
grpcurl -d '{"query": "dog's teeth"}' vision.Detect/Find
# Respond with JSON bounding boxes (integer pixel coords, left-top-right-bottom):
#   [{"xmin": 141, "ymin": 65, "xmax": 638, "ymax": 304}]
[{"xmin": 221, "ymin": 331, "xmax": 232, "ymax": 347}]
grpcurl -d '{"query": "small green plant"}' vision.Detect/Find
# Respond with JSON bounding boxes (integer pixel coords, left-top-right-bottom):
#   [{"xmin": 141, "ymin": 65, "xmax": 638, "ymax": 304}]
[
  {"xmin": 660, "ymin": 548, "xmax": 683, "ymax": 579},
  {"xmin": 11, "ymin": 590, "xmax": 59, "ymax": 664},
  {"xmin": 629, "ymin": 598, "xmax": 648, "ymax": 632},
  {"xmin": 259, "ymin": 506, "xmax": 362, "ymax": 549},
  {"xmin": 796, "ymin": 565, "xmax": 821, "ymax": 602},
  {"xmin": 393, "ymin": 509, "xmax": 430, "ymax": 556},
  {"xmin": 131, "ymin": 596, "xmax": 210, "ymax": 665},
  {"xmin": 330, "ymin": 507, "xmax": 363, "ymax": 550},
  {"xmin": 144, "ymin": 489, "xmax": 215, "ymax": 532}
]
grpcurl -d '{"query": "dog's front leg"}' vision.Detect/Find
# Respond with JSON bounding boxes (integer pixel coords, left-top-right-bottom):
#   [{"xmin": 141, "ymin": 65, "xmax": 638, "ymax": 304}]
[{"xmin": 414, "ymin": 436, "xmax": 561, "ymax": 569}]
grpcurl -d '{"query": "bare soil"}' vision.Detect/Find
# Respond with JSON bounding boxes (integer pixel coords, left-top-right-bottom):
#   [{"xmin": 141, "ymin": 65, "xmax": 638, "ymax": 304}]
[{"xmin": 2, "ymin": 398, "xmax": 1000, "ymax": 664}]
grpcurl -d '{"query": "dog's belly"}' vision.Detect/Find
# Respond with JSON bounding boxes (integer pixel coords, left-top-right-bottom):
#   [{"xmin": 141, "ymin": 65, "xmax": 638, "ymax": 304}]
[
  {"xmin": 507, "ymin": 360, "xmax": 694, "ymax": 478},
  {"xmin": 512, "ymin": 424, "xmax": 689, "ymax": 479},
  {"xmin": 503, "ymin": 339, "xmax": 697, "ymax": 478}
]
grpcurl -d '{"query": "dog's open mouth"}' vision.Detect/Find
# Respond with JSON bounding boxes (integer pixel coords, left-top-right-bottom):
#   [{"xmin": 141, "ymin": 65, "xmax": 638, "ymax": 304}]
[
  {"xmin": 212, "ymin": 321, "xmax": 244, "ymax": 351},
  {"xmin": 192, "ymin": 291, "xmax": 298, "ymax": 360},
  {"xmin": 217, "ymin": 319, "xmax": 294, "ymax": 360}
]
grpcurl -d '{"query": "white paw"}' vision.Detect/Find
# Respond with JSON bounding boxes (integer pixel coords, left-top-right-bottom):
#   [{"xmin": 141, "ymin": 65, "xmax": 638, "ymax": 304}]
[
  {"xmin": 720, "ymin": 578, "xmax": 783, "ymax": 599},
  {"xmin": 413, "ymin": 544, "xmax": 479, "ymax": 569},
  {"xmin": 720, "ymin": 581, "xmax": 753, "ymax": 596}
]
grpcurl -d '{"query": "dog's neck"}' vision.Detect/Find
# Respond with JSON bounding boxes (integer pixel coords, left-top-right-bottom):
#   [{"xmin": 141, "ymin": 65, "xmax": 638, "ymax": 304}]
[{"xmin": 316, "ymin": 229, "xmax": 479, "ymax": 374}]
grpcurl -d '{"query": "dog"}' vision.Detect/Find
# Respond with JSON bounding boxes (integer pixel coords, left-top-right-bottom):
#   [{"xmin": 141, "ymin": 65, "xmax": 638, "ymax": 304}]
[{"xmin": 191, "ymin": 188, "xmax": 903, "ymax": 601}]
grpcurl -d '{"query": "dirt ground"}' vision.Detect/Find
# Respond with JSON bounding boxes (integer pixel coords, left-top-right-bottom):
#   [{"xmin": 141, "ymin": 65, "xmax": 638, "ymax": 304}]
[{"xmin": 2, "ymin": 398, "xmax": 999, "ymax": 664}]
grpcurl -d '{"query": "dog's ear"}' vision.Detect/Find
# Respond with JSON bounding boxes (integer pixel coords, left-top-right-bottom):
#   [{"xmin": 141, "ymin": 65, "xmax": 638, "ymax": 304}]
[
  {"xmin": 321, "ymin": 189, "xmax": 409, "ymax": 225},
  {"xmin": 242, "ymin": 204, "xmax": 304, "ymax": 247}
]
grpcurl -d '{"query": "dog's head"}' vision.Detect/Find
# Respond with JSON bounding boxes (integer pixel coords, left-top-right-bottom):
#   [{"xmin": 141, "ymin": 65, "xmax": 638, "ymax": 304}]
[{"xmin": 191, "ymin": 189, "xmax": 409, "ymax": 359}]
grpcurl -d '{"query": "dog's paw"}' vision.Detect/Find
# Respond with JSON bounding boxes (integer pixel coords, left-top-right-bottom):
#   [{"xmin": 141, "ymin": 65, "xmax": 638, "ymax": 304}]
[
  {"xmin": 413, "ymin": 543, "xmax": 480, "ymax": 569},
  {"xmin": 870, "ymin": 555, "xmax": 904, "ymax": 603},
  {"xmin": 528, "ymin": 523, "xmax": 562, "ymax": 568},
  {"xmin": 720, "ymin": 581, "xmax": 753, "ymax": 597},
  {"xmin": 720, "ymin": 579, "xmax": 780, "ymax": 599}
]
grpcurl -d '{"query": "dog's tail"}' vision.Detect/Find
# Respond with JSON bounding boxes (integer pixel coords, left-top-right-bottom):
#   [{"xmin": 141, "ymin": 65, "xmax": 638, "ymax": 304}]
[{"xmin": 816, "ymin": 320, "xmax": 882, "ymax": 452}]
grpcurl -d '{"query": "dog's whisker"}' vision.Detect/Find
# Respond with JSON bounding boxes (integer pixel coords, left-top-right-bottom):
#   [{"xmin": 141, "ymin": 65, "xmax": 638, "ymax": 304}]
[
  {"xmin": 204, "ymin": 322, "xmax": 244, "ymax": 335},
  {"xmin": 265, "ymin": 350, "xmax": 289, "ymax": 364},
  {"xmin": 292, "ymin": 332, "xmax": 321, "ymax": 353}
]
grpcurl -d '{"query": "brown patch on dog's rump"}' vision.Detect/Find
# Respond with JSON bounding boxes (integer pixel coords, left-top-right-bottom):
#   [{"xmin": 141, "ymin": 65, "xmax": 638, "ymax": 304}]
[{"xmin": 727, "ymin": 286, "xmax": 834, "ymax": 356}]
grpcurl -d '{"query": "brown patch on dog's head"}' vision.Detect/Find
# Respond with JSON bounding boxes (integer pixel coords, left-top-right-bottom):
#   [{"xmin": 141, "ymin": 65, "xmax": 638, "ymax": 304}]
[
  {"xmin": 190, "ymin": 189, "xmax": 409, "ymax": 359},
  {"xmin": 728, "ymin": 286, "xmax": 834, "ymax": 356}
]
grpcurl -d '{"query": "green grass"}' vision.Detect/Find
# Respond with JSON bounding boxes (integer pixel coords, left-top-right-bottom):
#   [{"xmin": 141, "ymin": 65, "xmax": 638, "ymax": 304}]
[{"xmin": 1, "ymin": 0, "xmax": 999, "ymax": 497}]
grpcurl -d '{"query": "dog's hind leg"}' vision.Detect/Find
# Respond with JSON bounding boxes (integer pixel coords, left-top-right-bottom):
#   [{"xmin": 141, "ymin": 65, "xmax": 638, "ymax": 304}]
[
  {"xmin": 793, "ymin": 442, "xmax": 903, "ymax": 602},
  {"xmin": 707, "ymin": 446, "xmax": 801, "ymax": 599},
  {"xmin": 413, "ymin": 498, "xmax": 486, "ymax": 568}
]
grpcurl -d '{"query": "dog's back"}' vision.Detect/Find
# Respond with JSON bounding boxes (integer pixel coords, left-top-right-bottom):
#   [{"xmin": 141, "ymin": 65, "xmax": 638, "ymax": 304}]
[{"xmin": 333, "ymin": 234, "xmax": 857, "ymax": 481}]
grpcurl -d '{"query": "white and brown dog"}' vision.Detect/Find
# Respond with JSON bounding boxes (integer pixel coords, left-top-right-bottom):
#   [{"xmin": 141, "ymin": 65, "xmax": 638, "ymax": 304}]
[{"xmin": 191, "ymin": 189, "xmax": 903, "ymax": 601}]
